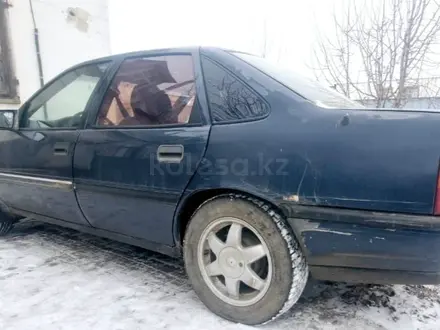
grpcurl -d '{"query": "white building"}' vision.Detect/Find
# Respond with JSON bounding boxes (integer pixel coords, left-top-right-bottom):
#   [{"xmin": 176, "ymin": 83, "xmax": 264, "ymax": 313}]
[{"xmin": 0, "ymin": 0, "xmax": 110, "ymax": 110}]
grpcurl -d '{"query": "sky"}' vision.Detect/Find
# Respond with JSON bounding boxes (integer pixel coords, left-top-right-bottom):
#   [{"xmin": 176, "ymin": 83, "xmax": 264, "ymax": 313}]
[
  {"xmin": 108, "ymin": 0, "xmax": 333, "ymax": 78},
  {"xmin": 108, "ymin": 0, "xmax": 440, "ymax": 84}
]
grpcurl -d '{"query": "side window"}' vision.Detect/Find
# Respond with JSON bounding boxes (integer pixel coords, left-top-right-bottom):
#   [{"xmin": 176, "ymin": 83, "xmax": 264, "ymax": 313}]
[
  {"xmin": 96, "ymin": 55, "xmax": 200, "ymax": 127},
  {"xmin": 22, "ymin": 62, "xmax": 110, "ymax": 129},
  {"xmin": 201, "ymin": 57, "xmax": 269, "ymax": 123}
]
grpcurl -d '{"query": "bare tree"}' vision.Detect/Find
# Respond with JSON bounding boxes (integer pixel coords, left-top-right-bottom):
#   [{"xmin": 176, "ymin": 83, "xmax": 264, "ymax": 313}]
[
  {"xmin": 261, "ymin": 19, "xmax": 269, "ymax": 58},
  {"xmin": 259, "ymin": 18, "xmax": 286, "ymax": 63},
  {"xmin": 312, "ymin": 0, "xmax": 440, "ymax": 108}
]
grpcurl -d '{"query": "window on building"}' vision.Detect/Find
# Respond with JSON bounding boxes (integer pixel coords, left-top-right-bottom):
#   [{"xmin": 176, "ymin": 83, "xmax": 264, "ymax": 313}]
[
  {"xmin": 378, "ymin": 86, "xmax": 393, "ymax": 98},
  {"xmin": 96, "ymin": 55, "xmax": 200, "ymax": 127},
  {"xmin": 403, "ymin": 86, "xmax": 420, "ymax": 99},
  {"xmin": 201, "ymin": 57, "xmax": 269, "ymax": 123},
  {"xmin": 0, "ymin": 1, "xmax": 16, "ymax": 100}
]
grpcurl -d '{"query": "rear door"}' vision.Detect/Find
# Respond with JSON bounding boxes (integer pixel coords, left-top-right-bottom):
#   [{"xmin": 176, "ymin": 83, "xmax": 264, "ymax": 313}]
[
  {"xmin": 0, "ymin": 61, "xmax": 111, "ymax": 225},
  {"xmin": 73, "ymin": 50, "xmax": 211, "ymax": 245}
]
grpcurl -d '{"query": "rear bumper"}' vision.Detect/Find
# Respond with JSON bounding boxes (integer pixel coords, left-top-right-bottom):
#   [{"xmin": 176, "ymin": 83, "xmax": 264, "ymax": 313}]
[
  {"xmin": 309, "ymin": 266, "xmax": 440, "ymax": 285},
  {"xmin": 281, "ymin": 204, "xmax": 440, "ymax": 284}
]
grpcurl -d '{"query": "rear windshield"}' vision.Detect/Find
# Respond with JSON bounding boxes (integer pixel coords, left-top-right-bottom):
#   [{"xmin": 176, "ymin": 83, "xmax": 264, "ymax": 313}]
[{"xmin": 232, "ymin": 52, "xmax": 362, "ymax": 109}]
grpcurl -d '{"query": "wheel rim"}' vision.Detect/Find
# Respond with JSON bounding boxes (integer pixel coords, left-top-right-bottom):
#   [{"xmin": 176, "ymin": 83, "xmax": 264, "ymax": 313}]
[{"xmin": 197, "ymin": 217, "xmax": 273, "ymax": 307}]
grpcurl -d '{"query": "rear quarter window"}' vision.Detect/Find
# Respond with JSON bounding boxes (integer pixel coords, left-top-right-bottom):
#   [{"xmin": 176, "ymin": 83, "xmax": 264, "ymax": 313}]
[{"xmin": 201, "ymin": 57, "xmax": 269, "ymax": 123}]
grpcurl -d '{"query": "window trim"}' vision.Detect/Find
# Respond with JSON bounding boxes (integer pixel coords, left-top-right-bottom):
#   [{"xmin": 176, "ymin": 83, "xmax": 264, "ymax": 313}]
[
  {"xmin": 18, "ymin": 60, "xmax": 112, "ymax": 131},
  {"xmin": 0, "ymin": 1, "xmax": 18, "ymax": 102},
  {"xmin": 90, "ymin": 52, "xmax": 204, "ymax": 130},
  {"xmin": 200, "ymin": 55, "xmax": 271, "ymax": 125},
  {"xmin": 89, "ymin": 122, "xmax": 205, "ymax": 131}
]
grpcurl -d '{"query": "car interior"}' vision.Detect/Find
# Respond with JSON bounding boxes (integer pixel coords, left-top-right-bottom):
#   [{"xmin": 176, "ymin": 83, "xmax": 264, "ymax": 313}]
[
  {"xmin": 97, "ymin": 58, "xmax": 198, "ymax": 127},
  {"xmin": 97, "ymin": 79, "xmax": 197, "ymax": 127}
]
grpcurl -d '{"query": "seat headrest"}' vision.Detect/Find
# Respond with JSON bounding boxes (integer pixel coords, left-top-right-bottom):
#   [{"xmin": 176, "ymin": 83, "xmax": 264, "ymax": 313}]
[{"xmin": 130, "ymin": 84, "xmax": 172, "ymax": 121}]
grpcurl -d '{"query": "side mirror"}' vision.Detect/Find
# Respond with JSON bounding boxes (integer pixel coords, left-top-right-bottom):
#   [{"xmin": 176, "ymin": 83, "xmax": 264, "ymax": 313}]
[{"xmin": 0, "ymin": 110, "xmax": 16, "ymax": 129}]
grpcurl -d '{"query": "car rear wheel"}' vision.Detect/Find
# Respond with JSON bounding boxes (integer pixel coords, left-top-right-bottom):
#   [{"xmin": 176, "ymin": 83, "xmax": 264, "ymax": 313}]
[{"xmin": 183, "ymin": 194, "xmax": 308, "ymax": 325}]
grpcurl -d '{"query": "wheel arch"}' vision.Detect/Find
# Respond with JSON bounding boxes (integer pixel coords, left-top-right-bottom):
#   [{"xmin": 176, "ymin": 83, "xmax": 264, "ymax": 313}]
[{"xmin": 173, "ymin": 187, "xmax": 287, "ymax": 249}]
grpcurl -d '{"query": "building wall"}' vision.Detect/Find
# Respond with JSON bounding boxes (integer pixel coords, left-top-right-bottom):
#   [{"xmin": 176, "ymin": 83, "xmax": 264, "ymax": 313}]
[{"xmin": 0, "ymin": 0, "xmax": 110, "ymax": 110}]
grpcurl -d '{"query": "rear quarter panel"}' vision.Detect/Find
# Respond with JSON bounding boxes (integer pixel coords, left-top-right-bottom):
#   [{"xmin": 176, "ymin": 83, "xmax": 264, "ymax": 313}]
[{"xmin": 190, "ymin": 48, "xmax": 440, "ymax": 215}]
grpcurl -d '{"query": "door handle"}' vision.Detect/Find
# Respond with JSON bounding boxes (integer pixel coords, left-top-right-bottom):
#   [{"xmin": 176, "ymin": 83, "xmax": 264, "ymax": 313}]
[
  {"xmin": 157, "ymin": 145, "xmax": 184, "ymax": 163},
  {"xmin": 53, "ymin": 142, "xmax": 70, "ymax": 156}
]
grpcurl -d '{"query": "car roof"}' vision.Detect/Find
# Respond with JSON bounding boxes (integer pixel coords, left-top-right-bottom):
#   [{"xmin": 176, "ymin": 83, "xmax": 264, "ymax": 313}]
[{"xmin": 74, "ymin": 46, "xmax": 231, "ymax": 68}]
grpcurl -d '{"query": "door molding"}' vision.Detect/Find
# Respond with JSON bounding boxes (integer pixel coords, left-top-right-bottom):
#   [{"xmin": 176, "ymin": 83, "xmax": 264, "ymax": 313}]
[{"xmin": 0, "ymin": 172, "xmax": 72, "ymax": 189}]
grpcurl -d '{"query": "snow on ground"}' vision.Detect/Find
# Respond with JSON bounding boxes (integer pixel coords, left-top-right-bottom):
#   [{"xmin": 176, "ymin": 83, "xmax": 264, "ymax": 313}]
[{"xmin": 0, "ymin": 221, "xmax": 439, "ymax": 330}]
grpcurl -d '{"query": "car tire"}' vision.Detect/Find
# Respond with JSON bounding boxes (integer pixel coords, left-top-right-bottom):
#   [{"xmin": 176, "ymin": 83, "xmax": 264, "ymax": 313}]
[
  {"xmin": 183, "ymin": 194, "xmax": 308, "ymax": 325},
  {"xmin": 0, "ymin": 220, "xmax": 13, "ymax": 237},
  {"xmin": 0, "ymin": 211, "xmax": 14, "ymax": 237}
]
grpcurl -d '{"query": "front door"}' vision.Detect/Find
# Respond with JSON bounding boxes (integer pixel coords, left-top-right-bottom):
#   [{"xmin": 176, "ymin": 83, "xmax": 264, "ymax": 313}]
[
  {"xmin": 73, "ymin": 51, "xmax": 210, "ymax": 245},
  {"xmin": 0, "ymin": 61, "xmax": 111, "ymax": 225}
]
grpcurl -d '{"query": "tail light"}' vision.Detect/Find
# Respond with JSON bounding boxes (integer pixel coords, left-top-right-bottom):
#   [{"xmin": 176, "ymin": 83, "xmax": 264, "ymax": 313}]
[{"xmin": 435, "ymin": 170, "xmax": 440, "ymax": 215}]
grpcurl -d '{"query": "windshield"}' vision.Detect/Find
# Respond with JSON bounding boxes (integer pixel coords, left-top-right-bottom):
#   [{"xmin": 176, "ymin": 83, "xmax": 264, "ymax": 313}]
[{"xmin": 232, "ymin": 52, "xmax": 362, "ymax": 109}]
